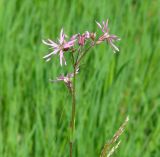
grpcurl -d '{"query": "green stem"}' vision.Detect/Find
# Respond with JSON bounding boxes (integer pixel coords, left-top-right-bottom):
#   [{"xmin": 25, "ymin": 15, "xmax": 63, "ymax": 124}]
[
  {"xmin": 75, "ymin": 43, "xmax": 95, "ymax": 67},
  {"xmin": 69, "ymin": 43, "xmax": 94, "ymax": 157},
  {"xmin": 70, "ymin": 53, "xmax": 76, "ymax": 157}
]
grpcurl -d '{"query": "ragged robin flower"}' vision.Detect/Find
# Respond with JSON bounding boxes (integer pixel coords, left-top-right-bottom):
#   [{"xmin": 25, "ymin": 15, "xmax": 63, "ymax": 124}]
[
  {"xmin": 42, "ymin": 28, "xmax": 76, "ymax": 66},
  {"xmin": 78, "ymin": 31, "xmax": 96, "ymax": 46},
  {"xmin": 96, "ymin": 19, "xmax": 120, "ymax": 52},
  {"xmin": 50, "ymin": 68, "xmax": 79, "ymax": 92}
]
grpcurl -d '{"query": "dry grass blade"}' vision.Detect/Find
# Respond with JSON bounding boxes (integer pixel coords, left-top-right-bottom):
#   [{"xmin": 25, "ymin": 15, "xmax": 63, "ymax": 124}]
[
  {"xmin": 107, "ymin": 141, "xmax": 121, "ymax": 157},
  {"xmin": 100, "ymin": 116, "xmax": 129, "ymax": 157}
]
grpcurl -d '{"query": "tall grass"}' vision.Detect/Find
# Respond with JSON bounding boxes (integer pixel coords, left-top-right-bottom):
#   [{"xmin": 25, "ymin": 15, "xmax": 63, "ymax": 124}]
[{"xmin": 0, "ymin": 0, "xmax": 160, "ymax": 157}]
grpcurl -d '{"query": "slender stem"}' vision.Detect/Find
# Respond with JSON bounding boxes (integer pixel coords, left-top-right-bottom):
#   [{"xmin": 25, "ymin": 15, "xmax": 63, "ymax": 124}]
[
  {"xmin": 75, "ymin": 43, "xmax": 95, "ymax": 67},
  {"xmin": 70, "ymin": 52, "xmax": 76, "ymax": 157},
  {"xmin": 75, "ymin": 46, "xmax": 82, "ymax": 63},
  {"xmin": 69, "ymin": 43, "xmax": 94, "ymax": 157},
  {"xmin": 70, "ymin": 142, "xmax": 73, "ymax": 157}
]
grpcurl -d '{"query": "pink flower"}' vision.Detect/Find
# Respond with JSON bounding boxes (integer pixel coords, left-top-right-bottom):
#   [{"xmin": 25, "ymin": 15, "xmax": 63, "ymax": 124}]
[
  {"xmin": 50, "ymin": 68, "xmax": 79, "ymax": 91},
  {"xmin": 77, "ymin": 31, "xmax": 93, "ymax": 46},
  {"xmin": 42, "ymin": 28, "xmax": 76, "ymax": 66},
  {"xmin": 96, "ymin": 19, "xmax": 121, "ymax": 52}
]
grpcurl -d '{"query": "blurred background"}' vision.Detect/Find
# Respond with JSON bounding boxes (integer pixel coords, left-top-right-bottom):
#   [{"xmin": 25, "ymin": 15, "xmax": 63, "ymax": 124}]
[{"xmin": 0, "ymin": 0, "xmax": 160, "ymax": 157}]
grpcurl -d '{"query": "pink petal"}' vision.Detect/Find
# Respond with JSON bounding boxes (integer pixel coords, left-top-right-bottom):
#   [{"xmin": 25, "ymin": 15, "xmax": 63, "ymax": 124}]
[
  {"xmin": 63, "ymin": 56, "xmax": 67, "ymax": 65},
  {"xmin": 63, "ymin": 44, "xmax": 70, "ymax": 49},
  {"xmin": 50, "ymin": 77, "xmax": 64, "ymax": 82},
  {"xmin": 68, "ymin": 39, "xmax": 77, "ymax": 45},
  {"xmin": 102, "ymin": 21, "xmax": 107, "ymax": 33},
  {"xmin": 60, "ymin": 28, "xmax": 64, "ymax": 44},
  {"xmin": 108, "ymin": 39, "xmax": 119, "ymax": 52},
  {"xmin": 102, "ymin": 21, "xmax": 105, "ymax": 27},
  {"xmin": 85, "ymin": 31, "xmax": 90, "ymax": 38},
  {"xmin": 47, "ymin": 39, "xmax": 58, "ymax": 47},
  {"xmin": 42, "ymin": 39, "xmax": 58, "ymax": 48},
  {"xmin": 96, "ymin": 21, "xmax": 102, "ymax": 29},
  {"xmin": 63, "ymin": 42, "xmax": 74, "ymax": 49},
  {"xmin": 110, "ymin": 35, "xmax": 121, "ymax": 41},
  {"xmin": 42, "ymin": 40, "xmax": 52, "ymax": 46},
  {"xmin": 66, "ymin": 39, "xmax": 76, "ymax": 46},
  {"xmin": 57, "ymin": 76, "xmax": 65, "ymax": 81},
  {"xmin": 70, "ymin": 34, "xmax": 78, "ymax": 40},
  {"xmin": 104, "ymin": 19, "xmax": 109, "ymax": 31},
  {"xmin": 43, "ymin": 49, "xmax": 59, "ymax": 59},
  {"xmin": 59, "ymin": 50, "xmax": 63, "ymax": 66}
]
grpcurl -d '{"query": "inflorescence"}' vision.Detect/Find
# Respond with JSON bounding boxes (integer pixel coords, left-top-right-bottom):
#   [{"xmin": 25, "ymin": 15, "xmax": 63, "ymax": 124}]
[{"xmin": 42, "ymin": 19, "xmax": 120, "ymax": 91}]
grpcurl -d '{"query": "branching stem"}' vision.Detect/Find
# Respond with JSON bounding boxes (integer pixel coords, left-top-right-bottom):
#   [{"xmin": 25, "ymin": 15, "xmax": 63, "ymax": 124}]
[
  {"xmin": 70, "ymin": 52, "xmax": 76, "ymax": 157},
  {"xmin": 69, "ymin": 42, "xmax": 95, "ymax": 157}
]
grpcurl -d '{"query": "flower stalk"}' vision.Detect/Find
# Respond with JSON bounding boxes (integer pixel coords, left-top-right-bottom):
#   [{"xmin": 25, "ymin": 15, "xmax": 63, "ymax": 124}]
[{"xmin": 42, "ymin": 19, "xmax": 121, "ymax": 157}]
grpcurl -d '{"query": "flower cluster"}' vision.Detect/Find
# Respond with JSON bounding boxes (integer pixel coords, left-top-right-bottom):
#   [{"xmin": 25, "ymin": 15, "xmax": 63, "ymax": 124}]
[
  {"xmin": 42, "ymin": 19, "xmax": 123, "ymax": 157},
  {"xmin": 42, "ymin": 28, "xmax": 76, "ymax": 66},
  {"xmin": 50, "ymin": 68, "xmax": 79, "ymax": 92},
  {"xmin": 96, "ymin": 20, "xmax": 121, "ymax": 52},
  {"xmin": 43, "ymin": 19, "xmax": 120, "ymax": 91}
]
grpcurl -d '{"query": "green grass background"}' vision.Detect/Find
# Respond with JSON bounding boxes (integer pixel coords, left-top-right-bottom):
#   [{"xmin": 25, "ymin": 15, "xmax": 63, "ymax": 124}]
[{"xmin": 0, "ymin": 0, "xmax": 160, "ymax": 157}]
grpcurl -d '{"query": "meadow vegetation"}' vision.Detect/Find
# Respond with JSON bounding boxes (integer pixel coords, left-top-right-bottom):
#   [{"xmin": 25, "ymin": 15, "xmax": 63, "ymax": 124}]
[{"xmin": 0, "ymin": 0, "xmax": 160, "ymax": 157}]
